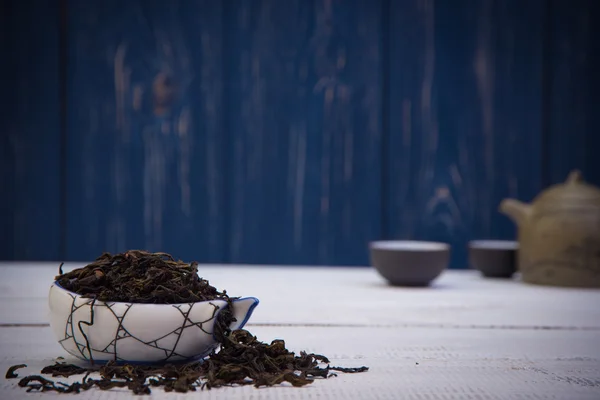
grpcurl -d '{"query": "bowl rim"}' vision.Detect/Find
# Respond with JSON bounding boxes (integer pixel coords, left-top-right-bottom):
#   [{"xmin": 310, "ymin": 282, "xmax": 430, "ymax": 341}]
[
  {"xmin": 468, "ymin": 240, "xmax": 519, "ymax": 250},
  {"xmin": 369, "ymin": 240, "xmax": 450, "ymax": 251},
  {"xmin": 51, "ymin": 281, "xmax": 257, "ymax": 308}
]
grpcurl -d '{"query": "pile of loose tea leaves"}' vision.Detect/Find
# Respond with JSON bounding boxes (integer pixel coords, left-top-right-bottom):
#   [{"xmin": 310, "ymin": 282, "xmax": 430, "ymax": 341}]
[
  {"xmin": 55, "ymin": 250, "xmax": 231, "ymax": 304},
  {"xmin": 7, "ymin": 329, "xmax": 368, "ymax": 394},
  {"xmin": 6, "ymin": 250, "xmax": 368, "ymax": 395}
]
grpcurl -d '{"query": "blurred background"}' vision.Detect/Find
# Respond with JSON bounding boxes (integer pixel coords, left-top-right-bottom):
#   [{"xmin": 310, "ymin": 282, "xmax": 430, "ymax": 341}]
[{"xmin": 1, "ymin": 0, "xmax": 598, "ymax": 269}]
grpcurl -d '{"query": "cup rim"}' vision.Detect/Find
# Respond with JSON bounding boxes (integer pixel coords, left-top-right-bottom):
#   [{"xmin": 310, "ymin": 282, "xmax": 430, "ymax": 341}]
[
  {"xmin": 468, "ymin": 240, "xmax": 519, "ymax": 250},
  {"xmin": 369, "ymin": 240, "xmax": 450, "ymax": 251}
]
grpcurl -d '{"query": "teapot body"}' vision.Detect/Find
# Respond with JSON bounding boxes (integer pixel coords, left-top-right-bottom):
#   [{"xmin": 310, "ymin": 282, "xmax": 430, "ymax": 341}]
[
  {"xmin": 518, "ymin": 203, "xmax": 600, "ymax": 287},
  {"xmin": 501, "ymin": 170, "xmax": 600, "ymax": 288}
]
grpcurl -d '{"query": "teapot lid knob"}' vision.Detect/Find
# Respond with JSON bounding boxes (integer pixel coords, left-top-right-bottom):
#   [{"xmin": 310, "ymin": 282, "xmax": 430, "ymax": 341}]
[{"xmin": 566, "ymin": 169, "xmax": 583, "ymax": 185}]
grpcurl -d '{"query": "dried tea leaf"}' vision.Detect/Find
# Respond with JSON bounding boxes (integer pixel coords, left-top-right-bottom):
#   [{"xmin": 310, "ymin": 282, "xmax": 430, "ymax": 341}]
[
  {"xmin": 18, "ymin": 375, "xmax": 59, "ymax": 392},
  {"xmin": 5, "ymin": 364, "xmax": 26, "ymax": 379},
  {"xmin": 41, "ymin": 362, "xmax": 88, "ymax": 378}
]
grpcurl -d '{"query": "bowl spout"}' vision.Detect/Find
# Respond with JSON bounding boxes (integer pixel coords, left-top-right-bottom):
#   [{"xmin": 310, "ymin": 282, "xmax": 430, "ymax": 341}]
[{"xmin": 229, "ymin": 297, "xmax": 260, "ymax": 331}]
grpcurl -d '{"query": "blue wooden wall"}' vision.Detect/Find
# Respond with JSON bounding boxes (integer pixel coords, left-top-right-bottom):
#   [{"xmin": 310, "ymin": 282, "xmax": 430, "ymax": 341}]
[
  {"xmin": 1, "ymin": 0, "xmax": 598, "ymax": 268},
  {"xmin": 1, "ymin": 0, "xmax": 62, "ymax": 260},
  {"xmin": 387, "ymin": 0, "xmax": 546, "ymax": 268}
]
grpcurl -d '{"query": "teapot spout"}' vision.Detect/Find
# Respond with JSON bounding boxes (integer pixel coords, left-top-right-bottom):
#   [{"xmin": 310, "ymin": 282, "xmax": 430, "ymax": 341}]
[
  {"xmin": 228, "ymin": 297, "xmax": 260, "ymax": 331},
  {"xmin": 499, "ymin": 198, "xmax": 531, "ymax": 226}
]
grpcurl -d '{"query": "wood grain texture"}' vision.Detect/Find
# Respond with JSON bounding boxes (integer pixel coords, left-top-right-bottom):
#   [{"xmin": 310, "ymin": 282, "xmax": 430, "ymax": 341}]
[
  {"xmin": 0, "ymin": 0, "xmax": 61, "ymax": 260},
  {"xmin": 226, "ymin": 0, "xmax": 382, "ymax": 265},
  {"xmin": 387, "ymin": 0, "xmax": 544, "ymax": 268},
  {"xmin": 66, "ymin": 0, "xmax": 226, "ymax": 262},
  {"xmin": 7, "ymin": 0, "xmax": 599, "ymax": 267},
  {"xmin": 545, "ymin": 0, "xmax": 600, "ymax": 187}
]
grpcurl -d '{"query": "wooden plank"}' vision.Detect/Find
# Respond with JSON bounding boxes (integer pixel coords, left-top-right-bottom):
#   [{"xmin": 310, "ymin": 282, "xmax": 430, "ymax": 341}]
[
  {"xmin": 225, "ymin": 0, "xmax": 383, "ymax": 266},
  {"xmin": 545, "ymin": 0, "xmax": 600, "ymax": 187},
  {"xmin": 0, "ymin": 0, "xmax": 61, "ymax": 261},
  {"xmin": 2, "ymin": 325, "xmax": 600, "ymax": 400},
  {"xmin": 66, "ymin": 0, "xmax": 226, "ymax": 262},
  {"xmin": 387, "ymin": 0, "xmax": 544, "ymax": 268}
]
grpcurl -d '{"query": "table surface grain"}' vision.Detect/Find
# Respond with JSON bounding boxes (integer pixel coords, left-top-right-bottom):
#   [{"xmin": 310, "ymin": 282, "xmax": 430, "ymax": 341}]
[{"xmin": 0, "ymin": 262, "xmax": 599, "ymax": 399}]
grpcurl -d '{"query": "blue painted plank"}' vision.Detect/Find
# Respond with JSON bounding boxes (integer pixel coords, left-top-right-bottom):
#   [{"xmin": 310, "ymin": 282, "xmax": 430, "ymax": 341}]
[
  {"xmin": 387, "ymin": 0, "xmax": 544, "ymax": 268},
  {"xmin": 545, "ymin": 0, "xmax": 600, "ymax": 187},
  {"xmin": 66, "ymin": 0, "xmax": 226, "ymax": 262},
  {"xmin": 225, "ymin": 0, "xmax": 383, "ymax": 265},
  {"xmin": 0, "ymin": 0, "xmax": 61, "ymax": 261}
]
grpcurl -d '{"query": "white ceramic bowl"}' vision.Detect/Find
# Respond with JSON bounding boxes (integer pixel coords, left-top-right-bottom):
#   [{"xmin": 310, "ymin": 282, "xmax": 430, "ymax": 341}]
[{"xmin": 48, "ymin": 282, "xmax": 259, "ymax": 364}]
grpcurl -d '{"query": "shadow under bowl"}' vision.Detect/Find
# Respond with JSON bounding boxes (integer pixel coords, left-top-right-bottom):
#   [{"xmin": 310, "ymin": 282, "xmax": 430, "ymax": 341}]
[
  {"xmin": 468, "ymin": 240, "xmax": 518, "ymax": 278},
  {"xmin": 369, "ymin": 240, "xmax": 450, "ymax": 287}
]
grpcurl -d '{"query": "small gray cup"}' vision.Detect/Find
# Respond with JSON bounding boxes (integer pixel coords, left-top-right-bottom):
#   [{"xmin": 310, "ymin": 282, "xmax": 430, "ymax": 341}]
[{"xmin": 370, "ymin": 240, "xmax": 450, "ymax": 286}]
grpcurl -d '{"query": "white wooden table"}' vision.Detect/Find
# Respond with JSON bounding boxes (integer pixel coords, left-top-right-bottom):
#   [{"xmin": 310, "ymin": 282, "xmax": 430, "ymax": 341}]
[{"xmin": 1, "ymin": 262, "xmax": 599, "ymax": 399}]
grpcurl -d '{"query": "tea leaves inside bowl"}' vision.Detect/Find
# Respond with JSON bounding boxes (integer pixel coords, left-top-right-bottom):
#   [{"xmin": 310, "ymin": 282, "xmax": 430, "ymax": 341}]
[{"xmin": 55, "ymin": 250, "xmax": 232, "ymax": 304}]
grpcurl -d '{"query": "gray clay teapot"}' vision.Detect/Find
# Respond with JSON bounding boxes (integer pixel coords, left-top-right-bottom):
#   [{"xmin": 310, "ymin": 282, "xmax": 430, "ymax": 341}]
[{"xmin": 499, "ymin": 170, "xmax": 600, "ymax": 288}]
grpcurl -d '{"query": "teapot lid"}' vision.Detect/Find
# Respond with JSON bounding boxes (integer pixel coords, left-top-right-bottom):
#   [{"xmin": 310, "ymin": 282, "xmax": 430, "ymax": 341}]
[{"xmin": 534, "ymin": 170, "xmax": 600, "ymax": 206}]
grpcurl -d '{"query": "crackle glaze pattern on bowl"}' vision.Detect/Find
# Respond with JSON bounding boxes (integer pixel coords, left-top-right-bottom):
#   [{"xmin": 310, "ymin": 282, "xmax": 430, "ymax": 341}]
[{"xmin": 48, "ymin": 283, "xmax": 259, "ymax": 364}]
